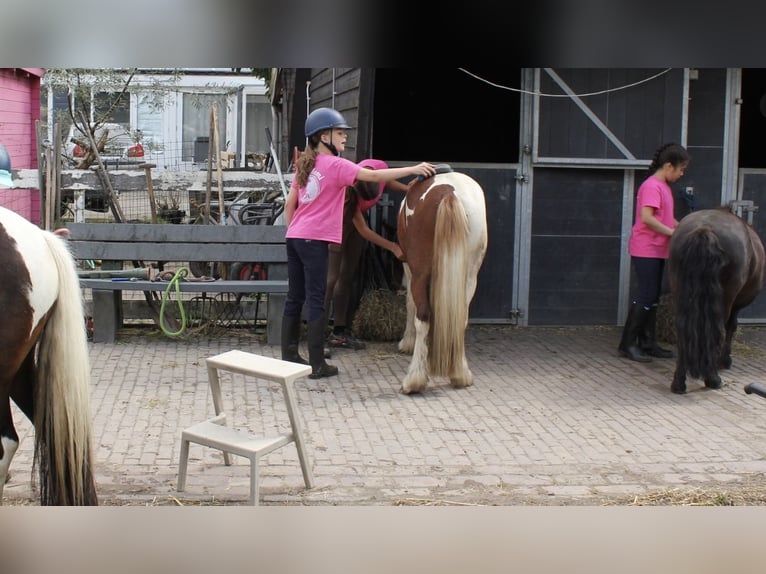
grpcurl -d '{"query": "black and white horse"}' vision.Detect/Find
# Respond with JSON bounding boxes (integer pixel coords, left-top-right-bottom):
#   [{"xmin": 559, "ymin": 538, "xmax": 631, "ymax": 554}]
[{"xmin": 0, "ymin": 206, "xmax": 97, "ymax": 504}]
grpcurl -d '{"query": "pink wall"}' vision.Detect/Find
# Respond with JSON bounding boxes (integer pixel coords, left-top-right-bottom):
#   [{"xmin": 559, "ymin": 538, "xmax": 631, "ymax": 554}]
[{"xmin": 0, "ymin": 68, "xmax": 43, "ymax": 222}]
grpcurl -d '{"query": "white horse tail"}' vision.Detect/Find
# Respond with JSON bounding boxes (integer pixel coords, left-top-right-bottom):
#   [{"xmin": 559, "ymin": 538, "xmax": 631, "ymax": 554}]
[
  {"xmin": 34, "ymin": 232, "xmax": 98, "ymax": 505},
  {"xmin": 429, "ymin": 192, "xmax": 469, "ymax": 377}
]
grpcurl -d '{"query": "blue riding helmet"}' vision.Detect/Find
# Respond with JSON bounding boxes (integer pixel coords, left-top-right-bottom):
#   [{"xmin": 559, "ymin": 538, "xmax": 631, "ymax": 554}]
[
  {"xmin": 0, "ymin": 144, "xmax": 13, "ymax": 188},
  {"xmin": 305, "ymin": 107, "xmax": 351, "ymax": 137}
]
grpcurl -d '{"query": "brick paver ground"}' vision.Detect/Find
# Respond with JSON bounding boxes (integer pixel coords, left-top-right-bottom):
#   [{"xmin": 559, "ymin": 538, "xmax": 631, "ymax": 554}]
[{"xmin": 5, "ymin": 324, "xmax": 766, "ymax": 506}]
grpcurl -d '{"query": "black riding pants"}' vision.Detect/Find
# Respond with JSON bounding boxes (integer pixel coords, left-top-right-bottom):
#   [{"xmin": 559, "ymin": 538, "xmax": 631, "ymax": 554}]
[
  {"xmin": 284, "ymin": 238, "xmax": 329, "ymax": 323},
  {"xmin": 631, "ymin": 256, "xmax": 666, "ymax": 308}
]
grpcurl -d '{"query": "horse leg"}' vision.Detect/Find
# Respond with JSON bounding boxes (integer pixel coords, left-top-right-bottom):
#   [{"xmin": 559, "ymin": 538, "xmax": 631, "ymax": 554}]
[
  {"xmin": 706, "ymin": 309, "xmax": 728, "ymax": 387},
  {"xmin": 401, "ymin": 274, "xmax": 431, "ymax": 394},
  {"xmin": 398, "ymin": 263, "xmax": 416, "ymax": 354},
  {"xmin": 450, "ymin": 355, "xmax": 474, "ymax": 389},
  {"xmin": 719, "ymin": 311, "xmax": 739, "ymax": 370},
  {"xmin": 671, "ymin": 358, "xmax": 687, "ymax": 395},
  {"xmin": 401, "ymin": 316, "xmax": 430, "ymax": 394},
  {"xmin": 0, "ymin": 398, "xmax": 20, "ymax": 504},
  {"xmin": 704, "ymin": 373, "xmax": 723, "ymax": 389},
  {"xmin": 0, "ymin": 351, "xmax": 36, "ymax": 504},
  {"xmin": 9, "ymin": 352, "xmax": 36, "ymax": 421}
]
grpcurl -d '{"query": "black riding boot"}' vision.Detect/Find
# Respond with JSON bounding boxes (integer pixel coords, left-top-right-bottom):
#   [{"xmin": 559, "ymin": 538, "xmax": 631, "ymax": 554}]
[
  {"xmin": 618, "ymin": 304, "xmax": 652, "ymax": 363},
  {"xmin": 639, "ymin": 305, "xmax": 674, "ymax": 358},
  {"xmin": 281, "ymin": 314, "xmax": 308, "ymax": 365},
  {"xmin": 307, "ymin": 318, "xmax": 338, "ymax": 379}
]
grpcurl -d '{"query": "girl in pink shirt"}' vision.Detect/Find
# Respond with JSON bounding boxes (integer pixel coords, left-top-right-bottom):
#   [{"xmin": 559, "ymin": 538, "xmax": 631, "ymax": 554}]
[
  {"xmin": 619, "ymin": 143, "xmax": 690, "ymax": 363},
  {"xmin": 281, "ymin": 107, "xmax": 434, "ymax": 379}
]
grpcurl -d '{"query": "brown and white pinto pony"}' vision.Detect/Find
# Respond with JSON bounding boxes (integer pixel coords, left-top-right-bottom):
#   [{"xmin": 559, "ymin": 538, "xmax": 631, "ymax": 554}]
[
  {"xmin": 0, "ymin": 206, "xmax": 98, "ymax": 504},
  {"xmin": 397, "ymin": 170, "xmax": 488, "ymax": 394}
]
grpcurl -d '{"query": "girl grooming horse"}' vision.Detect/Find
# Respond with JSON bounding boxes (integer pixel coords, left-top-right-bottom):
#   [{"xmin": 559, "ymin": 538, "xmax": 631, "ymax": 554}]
[
  {"xmin": 281, "ymin": 107, "xmax": 435, "ymax": 379},
  {"xmin": 619, "ymin": 143, "xmax": 690, "ymax": 363}
]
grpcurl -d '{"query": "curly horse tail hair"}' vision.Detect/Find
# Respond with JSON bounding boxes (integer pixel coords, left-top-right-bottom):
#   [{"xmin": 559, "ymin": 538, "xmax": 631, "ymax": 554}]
[{"xmin": 673, "ymin": 226, "xmax": 728, "ymax": 380}]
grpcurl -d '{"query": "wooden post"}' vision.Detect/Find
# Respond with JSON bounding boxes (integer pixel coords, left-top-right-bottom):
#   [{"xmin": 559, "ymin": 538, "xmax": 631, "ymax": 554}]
[
  {"xmin": 34, "ymin": 120, "xmax": 46, "ymax": 225},
  {"xmin": 53, "ymin": 122, "xmax": 62, "ymax": 227},
  {"xmin": 140, "ymin": 163, "xmax": 158, "ymax": 223},
  {"xmin": 77, "ymin": 111, "xmax": 125, "ymax": 223},
  {"xmin": 44, "ymin": 146, "xmax": 52, "ymax": 230},
  {"xmin": 212, "ymin": 103, "xmax": 225, "ymax": 224},
  {"xmin": 204, "ymin": 105, "xmax": 214, "ymax": 225}
]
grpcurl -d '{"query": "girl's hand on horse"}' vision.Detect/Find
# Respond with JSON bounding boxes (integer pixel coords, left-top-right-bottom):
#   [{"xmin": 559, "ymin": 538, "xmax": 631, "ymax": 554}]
[
  {"xmin": 412, "ymin": 162, "xmax": 436, "ymax": 178},
  {"xmin": 391, "ymin": 243, "xmax": 404, "ymax": 260}
]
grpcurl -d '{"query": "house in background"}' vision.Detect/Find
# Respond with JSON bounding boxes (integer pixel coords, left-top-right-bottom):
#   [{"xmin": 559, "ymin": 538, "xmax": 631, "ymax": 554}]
[
  {"xmin": 42, "ymin": 69, "xmax": 273, "ymax": 171},
  {"xmin": 0, "ymin": 68, "xmax": 43, "ymax": 221}
]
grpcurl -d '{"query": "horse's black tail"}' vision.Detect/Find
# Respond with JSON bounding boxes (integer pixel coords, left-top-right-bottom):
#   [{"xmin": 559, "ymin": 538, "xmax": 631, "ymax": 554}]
[{"xmin": 673, "ymin": 226, "xmax": 728, "ymax": 380}]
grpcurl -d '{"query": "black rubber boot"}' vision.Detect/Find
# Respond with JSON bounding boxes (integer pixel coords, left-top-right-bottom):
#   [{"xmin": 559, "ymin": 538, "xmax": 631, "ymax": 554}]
[
  {"xmin": 281, "ymin": 314, "xmax": 308, "ymax": 365},
  {"xmin": 617, "ymin": 304, "xmax": 652, "ymax": 363},
  {"xmin": 639, "ymin": 305, "xmax": 674, "ymax": 358},
  {"xmin": 307, "ymin": 319, "xmax": 338, "ymax": 379}
]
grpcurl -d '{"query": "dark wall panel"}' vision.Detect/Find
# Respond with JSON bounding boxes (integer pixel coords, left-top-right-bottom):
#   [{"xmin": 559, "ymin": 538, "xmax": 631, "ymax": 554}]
[
  {"xmin": 538, "ymin": 68, "xmax": 685, "ymax": 160},
  {"xmin": 673, "ymin": 147, "xmax": 724, "ymax": 214},
  {"xmin": 309, "ymin": 68, "xmax": 362, "ymax": 156},
  {"xmin": 687, "ymin": 69, "xmax": 726, "ymax": 148},
  {"xmin": 739, "ymin": 171, "xmax": 766, "ymax": 320},
  {"xmin": 529, "ymin": 168, "xmax": 623, "ymax": 325},
  {"xmin": 463, "ymin": 167, "xmax": 516, "ymax": 321}
]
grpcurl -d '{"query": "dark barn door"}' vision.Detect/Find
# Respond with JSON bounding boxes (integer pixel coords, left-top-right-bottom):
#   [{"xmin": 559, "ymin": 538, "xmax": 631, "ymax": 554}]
[
  {"xmin": 527, "ymin": 68, "xmax": 686, "ymax": 325},
  {"xmin": 463, "ymin": 167, "xmax": 517, "ymax": 321},
  {"xmin": 529, "ymin": 168, "xmax": 624, "ymax": 324},
  {"xmin": 737, "ymin": 170, "xmax": 766, "ymax": 321}
]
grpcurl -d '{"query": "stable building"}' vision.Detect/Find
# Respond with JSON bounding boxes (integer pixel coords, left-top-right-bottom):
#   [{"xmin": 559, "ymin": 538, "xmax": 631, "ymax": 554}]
[{"xmin": 270, "ymin": 68, "xmax": 766, "ymax": 327}]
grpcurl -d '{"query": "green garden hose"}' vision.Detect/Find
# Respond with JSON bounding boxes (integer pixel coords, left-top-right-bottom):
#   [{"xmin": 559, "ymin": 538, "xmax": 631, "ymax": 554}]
[{"xmin": 159, "ymin": 267, "xmax": 189, "ymax": 336}]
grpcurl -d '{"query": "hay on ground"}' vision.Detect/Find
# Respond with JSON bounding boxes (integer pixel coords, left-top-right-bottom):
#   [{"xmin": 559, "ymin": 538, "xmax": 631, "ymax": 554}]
[
  {"xmin": 353, "ymin": 289, "xmax": 407, "ymax": 341},
  {"xmin": 655, "ymin": 292, "xmax": 676, "ymax": 344}
]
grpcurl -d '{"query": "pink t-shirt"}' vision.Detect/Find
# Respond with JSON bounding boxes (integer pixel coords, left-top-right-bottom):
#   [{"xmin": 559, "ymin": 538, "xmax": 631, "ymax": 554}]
[
  {"xmin": 356, "ymin": 158, "xmax": 388, "ymax": 212},
  {"xmin": 286, "ymin": 154, "xmax": 361, "ymax": 244},
  {"xmin": 628, "ymin": 175, "xmax": 675, "ymax": 259}
]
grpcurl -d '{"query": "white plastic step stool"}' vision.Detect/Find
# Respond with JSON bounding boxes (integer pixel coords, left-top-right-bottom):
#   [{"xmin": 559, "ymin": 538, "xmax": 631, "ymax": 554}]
[{"xmin": 177, "ymin": 350, "xmax": 314, "ymax": 505}]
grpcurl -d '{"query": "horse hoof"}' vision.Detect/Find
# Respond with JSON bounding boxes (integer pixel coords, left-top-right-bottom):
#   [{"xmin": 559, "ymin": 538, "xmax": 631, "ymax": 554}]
[
  {"xmin": 671, "ymin": 384, "xmax": 686, "ymax": 395},
  {"xmin": 705, "ymin": 379, "xmax": 723, "ymax": 389},
  {"xmin": 450, "ymin": 375, "xmax": 474, "ymax": 388},
  {"xmin": 401, "ymin": 378, "xmax": 426, "ymax": 394}
]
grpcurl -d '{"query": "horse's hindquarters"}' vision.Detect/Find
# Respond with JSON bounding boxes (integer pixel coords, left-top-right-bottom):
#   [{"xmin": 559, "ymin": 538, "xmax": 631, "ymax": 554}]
[{"xmin": 397, "ymin": 172, "xmax": 487, "ymax": 393}]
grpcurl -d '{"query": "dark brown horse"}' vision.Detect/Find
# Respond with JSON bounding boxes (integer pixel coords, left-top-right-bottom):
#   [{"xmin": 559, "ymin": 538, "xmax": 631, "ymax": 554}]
[
  {"xmin": 0, "ymin": 206, "xmax": 97, "ymax": 504},
  {"xmin": 397, "ymin": 171, "xmax": 488, "ymax": 394},
  {"xmin": 668, "ymin": 207, "xmax": 765, "ymax": 394}
]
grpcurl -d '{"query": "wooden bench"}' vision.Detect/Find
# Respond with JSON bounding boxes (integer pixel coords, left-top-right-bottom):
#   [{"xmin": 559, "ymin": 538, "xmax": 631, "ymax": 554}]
[
  {"xmin": 66, "ymin": 222, "xmax": 289, "ymax": 345},
  {"xmin": 177, "ymin": 350, "xmax": 314, "ymax": 505}
]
